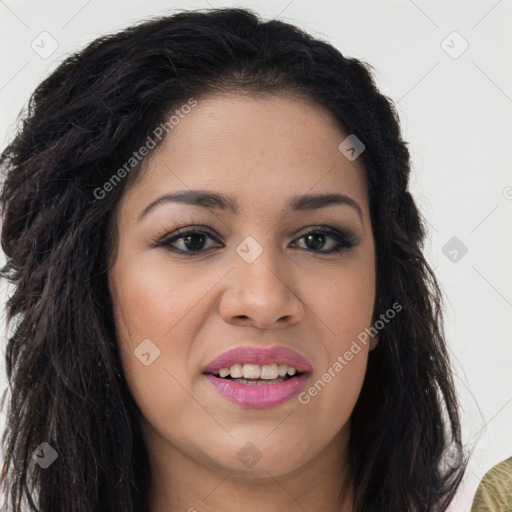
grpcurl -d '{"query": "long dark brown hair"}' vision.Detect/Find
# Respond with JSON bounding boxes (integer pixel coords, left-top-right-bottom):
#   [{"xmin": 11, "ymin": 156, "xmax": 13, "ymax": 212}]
[{"xmin": 0, "ymin": 7, "xmax": 465, "ymax": 511}]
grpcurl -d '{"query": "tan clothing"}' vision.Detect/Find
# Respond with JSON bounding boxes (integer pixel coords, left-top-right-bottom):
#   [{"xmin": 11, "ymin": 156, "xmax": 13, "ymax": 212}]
[{"xmin": 471, "ymin": 457, "xmax": 512, "ymax": 512}]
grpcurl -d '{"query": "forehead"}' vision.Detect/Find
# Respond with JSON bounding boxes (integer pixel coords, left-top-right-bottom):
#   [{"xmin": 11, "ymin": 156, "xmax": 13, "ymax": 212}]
[{"xmin": 119, "ymin": 91, "xmax": 369, "ymax": 220}]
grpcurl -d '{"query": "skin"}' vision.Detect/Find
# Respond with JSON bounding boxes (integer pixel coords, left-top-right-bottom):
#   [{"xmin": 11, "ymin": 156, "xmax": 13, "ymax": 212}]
[{"xmin": 108, "ymin": 92, "xmax": 378, "ymax": 512}]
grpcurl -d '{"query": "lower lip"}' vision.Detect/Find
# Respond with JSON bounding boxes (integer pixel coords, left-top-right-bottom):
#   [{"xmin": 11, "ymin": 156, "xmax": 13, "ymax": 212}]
[{"xmin": 204, "ymin": 373, "xmax": 310, "ymax": 409}]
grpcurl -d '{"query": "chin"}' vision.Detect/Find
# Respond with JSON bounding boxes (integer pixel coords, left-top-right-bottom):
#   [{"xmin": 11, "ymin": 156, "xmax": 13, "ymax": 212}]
[{"xmin": 199, "ymin": 438, "xmax": 311, "ymax": 478}]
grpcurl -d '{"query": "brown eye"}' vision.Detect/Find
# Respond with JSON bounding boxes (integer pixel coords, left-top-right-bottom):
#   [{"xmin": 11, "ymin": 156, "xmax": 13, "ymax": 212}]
[
  {"xmin": 155, "ymin": 226, "xmax": 221, "ymax": 254},
  {"xmin": 289, "ymin": 227, "xmax": 356, "ymax": 254},
  {"xmin": 304, "ymin": 233, "xmax": 328, "ymax": 251}
]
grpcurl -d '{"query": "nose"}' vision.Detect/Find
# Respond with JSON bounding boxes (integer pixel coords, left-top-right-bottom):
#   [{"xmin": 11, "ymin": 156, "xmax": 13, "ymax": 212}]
[{"xmin": 219, "ymin": 244, "xmax": 305, "ymax": 330}]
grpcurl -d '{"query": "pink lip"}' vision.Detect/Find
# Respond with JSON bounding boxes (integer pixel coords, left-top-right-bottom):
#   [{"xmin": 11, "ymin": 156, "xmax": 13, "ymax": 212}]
[
  {"xmin": 202, "ymin": 346, "xmax": 312, "ymax": 374},
  {"xmin": 202, "ymin": 346, "xmax": 312, "ymax": 409},
  {"xmin": 204, "ymin": 373, "xmax": 310, "ymax": 409}
]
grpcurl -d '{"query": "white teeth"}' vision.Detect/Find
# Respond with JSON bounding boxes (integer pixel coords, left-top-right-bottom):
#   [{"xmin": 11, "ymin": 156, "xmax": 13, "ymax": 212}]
[
  {"xmin": 242, "ymin": 364, "xmax": 260, "ymax": 379},
  {"xmin": 229, "ymin": 364, "xmax": 243, "ymax": 378},
  {"xmin": 217, "ymin": 364, "xmax": 301, "ymax": 379},
  {"xmin": 277, "ymin": 364, "xmax": 288, "ymax": 377},
  {"xmin": 219, "ymin": 367, "xmax": 230, "ymax": 378},
  {"xmin": 260, "ymin": 364, "xmax": 278, "ymax": 380}
]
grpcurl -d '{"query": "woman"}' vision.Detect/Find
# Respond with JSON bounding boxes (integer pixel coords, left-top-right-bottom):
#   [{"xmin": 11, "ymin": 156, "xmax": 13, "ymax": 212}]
[{"xmin": 0, "ymin": 7, "xmax": 466, "ymax": 512}]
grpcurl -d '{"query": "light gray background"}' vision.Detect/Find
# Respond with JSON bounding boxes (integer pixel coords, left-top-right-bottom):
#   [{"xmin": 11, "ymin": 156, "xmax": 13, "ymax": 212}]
[{"xmin": 1, "ymin": 1, "xmax": 511, "ymax": 510}]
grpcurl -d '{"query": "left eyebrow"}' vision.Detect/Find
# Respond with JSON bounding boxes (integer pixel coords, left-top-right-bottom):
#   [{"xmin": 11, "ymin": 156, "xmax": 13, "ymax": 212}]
[
  {"xmin": 288, "ymin": 192, "xmax": 363, "ymax": 221},
  {"xmin": 137, "ymin": 190, "xmax": 363, "ymax": 222}
]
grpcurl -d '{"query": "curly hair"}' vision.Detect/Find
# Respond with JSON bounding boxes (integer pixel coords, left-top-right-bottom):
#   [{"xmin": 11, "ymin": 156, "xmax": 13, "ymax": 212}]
[{"xmin": 0, "ymin": 7, "xmax": 466, "ymax": 512}]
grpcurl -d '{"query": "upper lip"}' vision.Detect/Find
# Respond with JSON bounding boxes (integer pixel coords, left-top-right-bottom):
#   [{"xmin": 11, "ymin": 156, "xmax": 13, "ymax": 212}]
[{"xmin": 203, "ymin": 346, "xmax": 312, "ymax": 375}]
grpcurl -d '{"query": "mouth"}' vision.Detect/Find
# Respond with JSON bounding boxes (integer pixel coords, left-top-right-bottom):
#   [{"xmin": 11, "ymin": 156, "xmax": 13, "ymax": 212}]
[{"xmin": 202, "ymin": 346, "xmax": 312, "ymax": 409}]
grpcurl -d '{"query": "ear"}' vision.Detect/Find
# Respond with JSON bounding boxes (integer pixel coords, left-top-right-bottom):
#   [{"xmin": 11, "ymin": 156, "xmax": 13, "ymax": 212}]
[{"xmin": 369, "ymin": 333, "xmax": 379, "ymax": 350}]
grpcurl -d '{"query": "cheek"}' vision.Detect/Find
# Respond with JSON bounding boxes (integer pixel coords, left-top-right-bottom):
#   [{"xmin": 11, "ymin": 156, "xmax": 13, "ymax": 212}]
[
  {"xmin": 109, "ymin": 257, "xmax": 227, "ymax": 460},
  {"xmin": 298, "ymin": 253, "xmax": 375, "ymax": 426},
  {"xmin": 111, "ymin": 258, "xmax": 211, "ymax": 348},
  {"xmin": 304, "ymin": 250, "xmax": 376, "ymax": 338},
  {"xmin": 299, "ymin": 311, "xmax": 371, "ymax": 443},
  {"xmin": 107, "ymin": 257, "xmax": 198, "ymax": 416}
]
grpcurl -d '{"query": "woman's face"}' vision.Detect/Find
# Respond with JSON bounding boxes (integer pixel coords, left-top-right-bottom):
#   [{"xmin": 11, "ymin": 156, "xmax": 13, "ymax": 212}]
[{"xmin": 108, "ymin": 92, "xmax": 376, "ymax": 479}]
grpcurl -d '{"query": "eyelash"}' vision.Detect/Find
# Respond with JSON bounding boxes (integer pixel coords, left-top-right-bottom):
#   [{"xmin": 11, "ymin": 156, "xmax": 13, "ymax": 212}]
[{"xmin": 153, "ymin": 225, "xmax": 357, "ymax": 255}]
